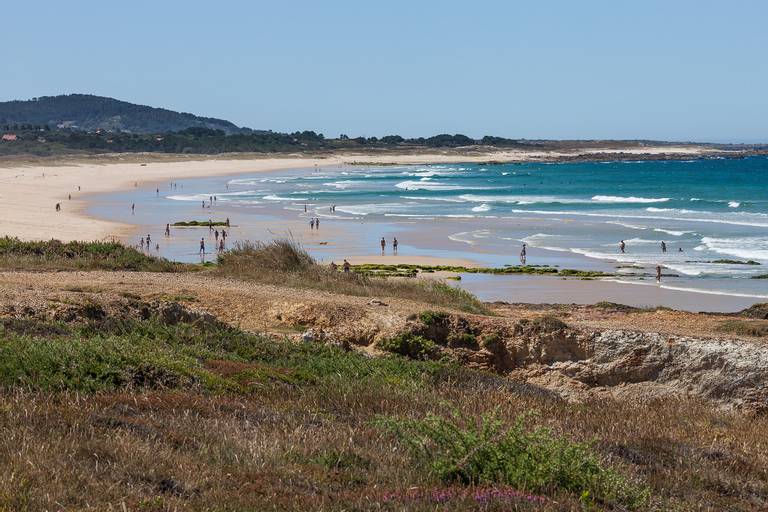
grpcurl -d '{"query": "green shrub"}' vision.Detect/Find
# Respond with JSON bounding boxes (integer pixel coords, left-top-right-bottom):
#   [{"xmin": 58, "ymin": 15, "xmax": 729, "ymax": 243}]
[
  {"xmin": 418, "ymin": 310, "xmax": 449, "ymax": 326},
  {"xmin": 379, "ymin": 411, "xmax": 649, "ymax": 509},
  {"xmin": 480, "ymin": 333, "xmax": 505, "ymax": 353},
  {"xmin": 378, "ymin": 334, "xmax": 438, "ymax": 360},
  {"xmin": 446, "ymin": 332, "xmax": 478, "ymax": 349}
]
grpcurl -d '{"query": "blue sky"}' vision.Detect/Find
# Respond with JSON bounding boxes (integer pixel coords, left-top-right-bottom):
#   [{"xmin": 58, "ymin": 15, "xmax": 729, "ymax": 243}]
[{"xmin": 2, "ymin": 1, "xmax": 767, "ymax": 142}]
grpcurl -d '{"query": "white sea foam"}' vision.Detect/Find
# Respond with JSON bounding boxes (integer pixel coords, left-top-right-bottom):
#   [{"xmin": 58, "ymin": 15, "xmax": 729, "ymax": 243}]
[
  {"xmin": 448, "ymin": 230, "xmax": 492, "ymax": 246},
  {"xmin": 592, "ymin": 195, "xmax": 670, "ymax": 203},
  {"xmin": 395, "ymin": 180, "xmax": 473, "ymax": 191},
  {"xmin": 606, "ymin": 221, "xmax": 647, "ymax": 230},
  {"xmin": 697, "ymin": 236, "xmax": 768, "ymax": 262},
  {"xmin": 728, "ymin": 201, "xmax": 741, "ymax": 208},
  {"xmin": 263, "ymin": 194, "xmax": 295, "ymax": 201},
  {"xmin": 653, "ymin": 228, "xmax": 694, "ymax": 236},
  {"xmin": 471, "ymin": 203, "xmax": 492, "ymax": 212},
  {"xmin": 605, "ymin": 279, "xmax": 768, "ymax": 300},
  {"xmin": 507, "ymin": 209, "xmax": 768, "ymax": 228}
]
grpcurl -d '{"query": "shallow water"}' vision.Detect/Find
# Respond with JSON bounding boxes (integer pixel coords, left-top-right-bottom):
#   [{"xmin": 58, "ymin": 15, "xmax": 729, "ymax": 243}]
[{"xmin": 88, "ymin": 157, "xmax": 768, "ymax": 307}]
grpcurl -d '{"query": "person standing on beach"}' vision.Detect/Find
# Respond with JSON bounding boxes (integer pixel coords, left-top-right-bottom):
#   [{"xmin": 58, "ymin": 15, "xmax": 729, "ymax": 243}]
[
  {"xmin": 310, "ymin": 218, "xmax": 315, "ymax": 230},
  {"xmin": 55, "ymin": 203, "xmax": 61, "ymax": 212},
  {"xmin": 156, "ymin": 188, "xmax": 159, "ymax": 196},
  {"xmin": 656, "ymin": 265, "xmax": 662, "ymax": 282},
  {"xmin": 199, "ymin": 238, "xmax": 206, "ymax": 255},
  {"xmin": 619, "ymin": 240, "xmax": 626, "ymax": 253},
  {"xmin": 202, "ymin": 200, "xmax": 206, "ymax": 209},
  {"xmin": 304, "ymin": 204, "xmax": 307, "ymax": 213},
  {"xmin": 343, "ymin": 259, "xmax": 351, "ymax": 273},
  {"xmin": 661, "ymin": 241, "xmax": 667, "ymax": 253},
  {"xmin": 380, "ymin": 237, "xmax": 386, "ymax": 255},
  {"xmin": 315, "ymin": 218, "xmax": 320, "ymax": 229},
  {"xmin": 218, "ymin": 239, "xmax": 225, "ymax": 254},
  {"xmin": 165, "ymin": 224, "xmax": 171, "ymax": 237},
  {"xmin": 131, "ymin": 203, "xmax": 135, "ymax": 215},
  {"xmin": 226, "ymin": 218, "xmax": 230, "ymax": 227},
  {"xmin": 139, "ymin": 238, "xmax": 144, "ymax": 250},
  {"xmin": 520, "ymin": 243, "xmax": 527, "ymax": 265},
  {"xmin": 393, "ymin": 237, "xmax": 398, "ymax": 255},
  {"xmin": 215, "ymin": 230, "xmax": 219, "ymax": 243}
]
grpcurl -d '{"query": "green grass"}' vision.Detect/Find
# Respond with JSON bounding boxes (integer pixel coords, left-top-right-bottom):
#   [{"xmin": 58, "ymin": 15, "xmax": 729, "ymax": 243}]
[
  {"xmin": 0, "ymin": 237, "xmax": 190, "ymax": 272},
  {"xmin": 379, "ymin": 411, "xmax": 650, "ymax": 509}
]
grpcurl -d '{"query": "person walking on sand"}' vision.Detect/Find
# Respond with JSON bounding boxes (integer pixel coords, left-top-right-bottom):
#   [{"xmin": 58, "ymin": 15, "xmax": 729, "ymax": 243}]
[
  {"xmin": 226, "ymin": 218, "xmax": 230, "ymax": 227},
  {"xmin": 619, "ymin": 240, "xmax": 625, "ymax": 254},
  {"xmin": 139, "ymin": 237, "xmax": 145, "ymax": 250},
  {"xmin": 146, "ymin": 234, "xmax": 151, "ymax": 248},
  {"xmin": 156, "ymin": 188, "xmax": 159, "ymax": 196},
  {"xmin": 520, "ymin": 243, "xmax": 527, "ymax": 265},
  {"xmin": 310, "ymin": 218, "xmax": 315, "ymax": 230},
  {"xmin": 315, "ymin": 217, "xmax": 320, "ymax": 229},
  {"xmin": 55, "ymin": 203, "xmax": 61, "ymax": 212},
  {"xmin": 199, "ymin": 238, "xmax": 206, "ymax": 255},
  {"xmin": 131, "ymin": 203, "xmax": 135, "ymax": 215},
  {"xmin": 343, "ymin": 259, "xmax": 351, "ymax": 273},
  {"xmin": 215, "ymin": 230, "xmax": 219, "ymax": 243},
  {"xmin": 155, "ymin": 243, "xmax": 160, "ymax": 253},
  {"xmin": 656, "ymin": 265, "xmax": 662, "ymax": 282},
  {"xmin": 380, "ymin": 237, "xmax": 386, "ymax": 255},
  {"xmin": 218, "ymin": 239, "xmax": 225, "ymax": 254},
  {"xmin": 165, "ymin": 224, "xmax": 170, "ymax": 237},
  {"xmin": 202, "ymin": 200, "xmax": 206, "ymax": 209},
  {"xmin": 393, "ymin": 237, "xmax": 399, "ymax": 255},
  {"xmin": 661, "ymin": 241, "xmax": 667, "ymax": 253},
  {"xmin": 304, "ymin": 204, "xmax": 307, "ymax": 213}
]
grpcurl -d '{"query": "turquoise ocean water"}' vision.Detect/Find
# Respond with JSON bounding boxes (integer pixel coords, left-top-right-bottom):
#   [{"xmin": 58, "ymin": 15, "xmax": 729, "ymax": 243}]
[{"xmin": 92, "ymin": 156, "xmax": 768, "ymax": 303}]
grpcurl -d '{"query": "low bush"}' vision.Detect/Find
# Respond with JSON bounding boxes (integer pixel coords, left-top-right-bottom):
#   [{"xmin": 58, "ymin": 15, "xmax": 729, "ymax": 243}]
[
  {"xmin": 0, "ymin": 237, "xmax": 189, "ymax": 272},
  {"xmin": 379, "ymin": 411, "xmax": 650, "ymax": 509},
  {"xmin": 378, "ymin": 334, "xmax": 438, "ymax": 360}
]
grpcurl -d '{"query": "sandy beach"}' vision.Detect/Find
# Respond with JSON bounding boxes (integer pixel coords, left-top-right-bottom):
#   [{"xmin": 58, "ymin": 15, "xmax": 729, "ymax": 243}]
[
  {"xmin": 3, "ymin": 145, "xmax": 763, "ymax": 313},
  {"xmin": 0, "ymin": 145, "xmax": 715, "ymax": 242}
]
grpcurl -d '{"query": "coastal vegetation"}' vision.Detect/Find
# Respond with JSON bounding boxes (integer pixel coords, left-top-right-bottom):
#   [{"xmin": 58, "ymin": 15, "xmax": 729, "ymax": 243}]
[
  {"xmin": 0, "ymin": 237, "xmax": 189, "ymax": 272},
  {"xmin": 711, "ymin": 259, "xmax": 761, "ymax": 265},
  {"xmin": 350, "ymin": 262, "xmax": 613, "ymax": 279},
  {"xmin": 172, "ymin": 220, "xmax": 229, "ymax": 227},
  {"xmin": 215, "ymin": 240, "xmax": 489, "ymax": 314},
  {"xmin": 0, "ymin": 295, "xmax": 766, "ymax": 509}
]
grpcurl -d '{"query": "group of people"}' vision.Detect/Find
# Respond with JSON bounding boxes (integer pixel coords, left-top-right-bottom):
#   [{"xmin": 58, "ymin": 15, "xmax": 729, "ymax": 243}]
[
  {"xmin": 138, "ymin": 233, "xmax": 160, "ymax": 253},
  {"xmin": 380, "ymin": 237, "xmax": 399, "ymax": 255},
  {"xmin": 309, "ymin": 217, "xmax": 321, "ymax": 230},
  {"xmin": 329, "ymin": 259, "xmax": 352, "ymax": 273},
  {"xmin": 619, "ymin": 239, "xmax": 683, "ymax": 255},
  {"xmin": 202, "ymin": 195, "xmax": 218, "ymax": 209}
]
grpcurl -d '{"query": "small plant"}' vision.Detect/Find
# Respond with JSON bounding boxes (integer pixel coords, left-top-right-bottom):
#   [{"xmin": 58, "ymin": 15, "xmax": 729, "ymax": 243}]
[
  {"xmin": 480, "ymin": 333, "xmax": 505, "ymax": 353},
  {"xmin": 379, "ymin": 411, "xmax": 650, "ymax": 509},
  {"xmin": 419, "ymin": 310, "xmax": 449, "ymax": 326},
  {"xmin": 446, "ymin": 332, "xmax": 478, "ymax": 349},
  {"xmin": 378, "ymin": 334, "xmax": 438, "ymax": 360}
]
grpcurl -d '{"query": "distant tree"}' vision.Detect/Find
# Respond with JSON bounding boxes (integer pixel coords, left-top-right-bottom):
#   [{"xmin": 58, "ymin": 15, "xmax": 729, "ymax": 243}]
[{"xmin": 381, "ymin": 135, "xmax": 404, "ymax": 144}]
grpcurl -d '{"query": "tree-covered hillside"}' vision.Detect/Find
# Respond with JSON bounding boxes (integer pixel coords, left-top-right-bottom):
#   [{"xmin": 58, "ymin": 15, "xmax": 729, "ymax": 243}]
[{"xmin": 0, "ymin": 94, "xmax": 246, "ymax": 134}]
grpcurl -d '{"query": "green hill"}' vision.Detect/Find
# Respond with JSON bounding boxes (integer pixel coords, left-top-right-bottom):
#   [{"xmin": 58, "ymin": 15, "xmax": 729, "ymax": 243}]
[{"xmin": 0, "ymin": 94, "xmax": 247, "ymax": 134}]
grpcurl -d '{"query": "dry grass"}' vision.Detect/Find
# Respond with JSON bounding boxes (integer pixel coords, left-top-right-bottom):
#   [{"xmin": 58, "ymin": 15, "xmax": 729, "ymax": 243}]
[
  {"xmin": 216, "ymin": 240, "xmax": 489, "ymax": 314},
  {"xmin": 0, "ymin": 310, "xmax": 767, "ymax": 510}
]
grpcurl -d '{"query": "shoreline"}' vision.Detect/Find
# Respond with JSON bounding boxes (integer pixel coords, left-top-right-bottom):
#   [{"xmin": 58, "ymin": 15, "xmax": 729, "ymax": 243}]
[
  {"xmin": 0, "ymin": 145, "xmax": 729, "ymax": 242},
  {"xmin": 2, "ymin": 148, "xmax": 765, "ymax": 313}
]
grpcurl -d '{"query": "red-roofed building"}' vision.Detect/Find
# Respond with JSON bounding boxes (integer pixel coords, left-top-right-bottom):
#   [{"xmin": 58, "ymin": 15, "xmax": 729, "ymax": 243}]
[{"xmin": 1, "ymin": 133, "xmax": 18, "ymax": 142}]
